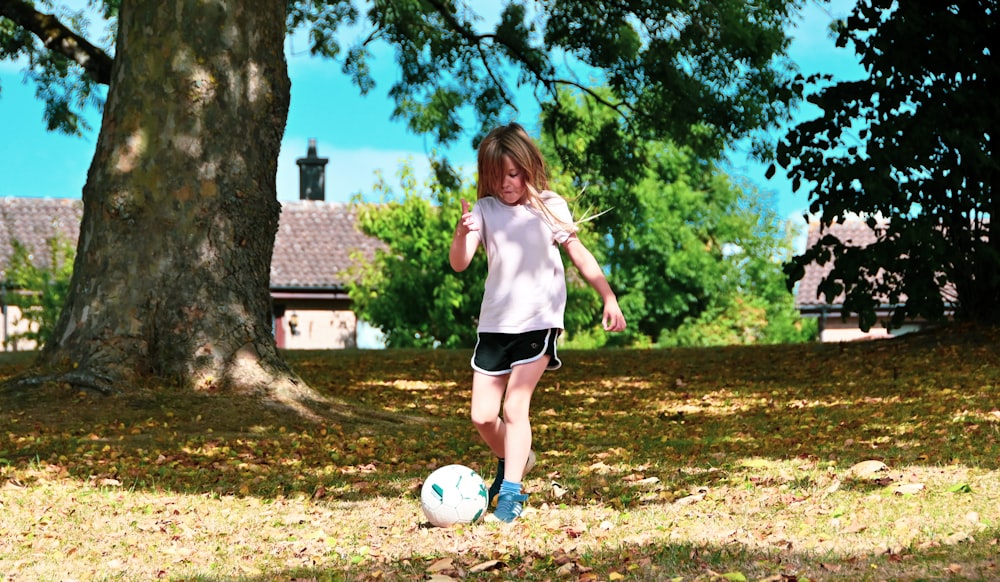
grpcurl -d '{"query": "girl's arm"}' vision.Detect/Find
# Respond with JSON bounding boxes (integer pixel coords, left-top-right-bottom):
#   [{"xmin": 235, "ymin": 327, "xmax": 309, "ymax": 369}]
[
  {"xmin": 562, "ymin": 235, "xmax": 627, "ymax": 332},
  {"xmin": 450, "ymin": 198, "xmax": 480, "ymax": 272}
]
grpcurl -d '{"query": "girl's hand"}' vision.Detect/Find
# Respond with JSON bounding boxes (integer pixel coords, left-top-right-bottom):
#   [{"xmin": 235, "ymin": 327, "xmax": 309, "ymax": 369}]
[
  {"xmin": 456, "ymin": 199, "xmax": 479, "ymax": 234},
  {"xmin": 450, "ymin": 199, "xmax": 481, "ymax": 272},
  {"xmin": 602, "ymin": 298, "xmax": 627, "ymax": 332}
]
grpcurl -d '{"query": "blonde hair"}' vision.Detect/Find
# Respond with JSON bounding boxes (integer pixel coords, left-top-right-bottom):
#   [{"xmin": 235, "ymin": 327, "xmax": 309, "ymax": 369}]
[{"xmin": 476, "ymin": 122, "xmax": 576, "ymax": 233}]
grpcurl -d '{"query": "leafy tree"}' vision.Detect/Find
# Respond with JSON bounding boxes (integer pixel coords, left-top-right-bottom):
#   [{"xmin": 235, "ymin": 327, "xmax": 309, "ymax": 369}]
[
  {"xmin": 777, "ymin": 0, "xmax": 999, "ymax": 331},
  {"xmin": 347, "ymin": 162, "xmax": 484, "ymax": 349},
  {"xmin": 3, "ymin": 235, "xmax": 75, "ymax": 349},
  {"xmin": 610, "ymin": 151, "xmax": 813, "ymax": 347},
  {"xmin": 352, "ymin": 92, "xmax": 815, "ymax": 349},
  {"xmin": 0, "ymin": 0, "xmax": 804, "ymax": 402},
  {"xmin": 352, "ymin": 141, "xmax": 814, "ymax": 349},
  {"xmin": 542, "ymin": 92, "xmax": 814, "ymax": 347}
]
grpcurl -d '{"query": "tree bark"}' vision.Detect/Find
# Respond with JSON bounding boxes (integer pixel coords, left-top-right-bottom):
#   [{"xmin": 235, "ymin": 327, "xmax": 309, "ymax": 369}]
[{"xmin": 21, "ymin": 0, "xmax": 314, "ymax": 409}]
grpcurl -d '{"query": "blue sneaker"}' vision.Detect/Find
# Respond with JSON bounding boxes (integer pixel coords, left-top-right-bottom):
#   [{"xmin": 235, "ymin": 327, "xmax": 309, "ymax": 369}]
[
  {"xmin": 489, "ymin": 450, "xmax": 536, "ymax": 507},
  {"xmin": 491, "ymin": 491, "xmax": 528, "ymax": 523}
]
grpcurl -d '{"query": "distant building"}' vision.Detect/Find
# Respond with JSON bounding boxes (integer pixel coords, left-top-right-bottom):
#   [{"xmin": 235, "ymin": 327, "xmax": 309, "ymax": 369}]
[
  {"xmin": 795, "ymin": 220, "xmax": 939, "ymax": 342},
  {"xmin": 0, "ymin": 140, "xmax": 385, "ymax": 351}
]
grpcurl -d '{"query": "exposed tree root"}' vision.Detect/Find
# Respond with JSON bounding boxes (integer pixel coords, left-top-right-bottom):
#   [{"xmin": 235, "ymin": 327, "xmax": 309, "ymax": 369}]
[
  {"xmin": 1, "ymin": 369, "xmax": 122, "ymax": 396},
  {"xmin": 265, "ymin": 375, "xmax": 422, "ymax": 427},
  {"xmin": 0, "ymin": 362, "xmax": 420, "ymax": 428}
]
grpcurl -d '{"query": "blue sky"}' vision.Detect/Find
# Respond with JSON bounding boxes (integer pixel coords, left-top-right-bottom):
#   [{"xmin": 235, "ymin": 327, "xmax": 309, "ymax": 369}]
[{"xmin": 0, "ymin": 1, "xmax": 861, "ymax": 226}]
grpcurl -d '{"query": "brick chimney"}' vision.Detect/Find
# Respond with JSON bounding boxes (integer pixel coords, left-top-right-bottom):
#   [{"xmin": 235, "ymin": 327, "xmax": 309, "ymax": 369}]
[{"xmin": 296, "ymin": 138, "xmax": 329, "ymax": 201}]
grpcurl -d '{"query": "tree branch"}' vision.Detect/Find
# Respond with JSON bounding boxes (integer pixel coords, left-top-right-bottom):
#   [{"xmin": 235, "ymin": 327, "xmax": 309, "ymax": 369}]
[
  {"xmin": 421, "ymin": 0, "xmax": 630, "ymax": 122},
  {"xmin": 0, "ymin": 0, "xmax": 113, "ymax": 85}
]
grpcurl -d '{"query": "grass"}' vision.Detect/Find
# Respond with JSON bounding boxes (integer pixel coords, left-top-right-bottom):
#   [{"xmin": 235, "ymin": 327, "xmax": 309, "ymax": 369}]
[{"xmin": 2, "ymin": 324, "xmax": 1000, "ymax": 581}]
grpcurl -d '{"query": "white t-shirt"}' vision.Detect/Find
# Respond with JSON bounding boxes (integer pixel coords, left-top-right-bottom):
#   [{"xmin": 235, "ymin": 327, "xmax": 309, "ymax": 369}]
[{"xmin": 472, "ymin": 191, "xmax": 575, "ymax": 333}]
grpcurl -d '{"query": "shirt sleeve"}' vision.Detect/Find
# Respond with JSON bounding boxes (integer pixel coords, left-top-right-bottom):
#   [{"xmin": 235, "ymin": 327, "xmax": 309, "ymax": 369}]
[{"xmin": 539, "ymin": 191, "xmax": 574, "ymax": 244}]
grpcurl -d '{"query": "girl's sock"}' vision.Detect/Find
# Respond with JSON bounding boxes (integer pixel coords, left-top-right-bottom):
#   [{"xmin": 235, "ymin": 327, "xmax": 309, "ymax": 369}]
[
  {"xmin": 499, "ymin": 479, "xmax": 521, "ymax": 496},
  {"xmin": 493, "ymin": 479, "xmax": 527, "ymax": 522}
]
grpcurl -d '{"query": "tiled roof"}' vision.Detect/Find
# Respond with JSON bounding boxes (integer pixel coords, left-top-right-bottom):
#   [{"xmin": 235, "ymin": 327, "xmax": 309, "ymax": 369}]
[
  {"xmin": 796, "ymin": 220, "xmax": 880, "ymax": 307},
  {"xmin": 0, "ymin": 197, "xmax": 383, "ymax": 290},
  {"xmin": 271, "ymin": 200, "xmax": 384, "ymax": 289}
]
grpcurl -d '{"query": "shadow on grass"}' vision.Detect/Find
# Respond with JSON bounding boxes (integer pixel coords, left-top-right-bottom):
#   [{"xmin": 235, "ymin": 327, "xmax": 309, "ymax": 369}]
[
  {"xmin": 176, "ymin": 524, "xmax": 1000, "ymax": 582},
  {"xmin": 3, "ymin": 325, "xmax": 1000, "ymax": 581},
  {"xmin": 1, "ymin": 323, "xmax": 999, "ymax": 503}
]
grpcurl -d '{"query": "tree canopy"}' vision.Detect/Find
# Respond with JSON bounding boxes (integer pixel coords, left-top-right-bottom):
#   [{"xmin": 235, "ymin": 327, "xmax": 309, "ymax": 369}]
[
  {"xmin": 0, "ymin": 0, "xmax": 807, "ymax": 400},
  {"xmin": 541, "ymin": 91, "xmax": 813, "ymax": 346},
  {"xmin": 777, "ymin": 0, "xmax": 1000, "ymax": 330},
  {"xmin": 347, "ymin": 162, "xmax": 486, "ymax": 349},
  {"xmin": 4, "ymin": 0, "xmax": 803, "ymax": 161}
]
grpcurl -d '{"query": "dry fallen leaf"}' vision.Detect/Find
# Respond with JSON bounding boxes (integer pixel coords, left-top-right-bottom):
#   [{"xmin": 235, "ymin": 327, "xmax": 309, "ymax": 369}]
[
  {"xmin": 675, "ymin": 492, "xmax": 705, "ymax": 505},
  {"xmin": 891, "ymin": 482, "xmax": 925, "ymax": 495},
  {"xmin": 944, "ymin": 532, "xmax": 972, "ymax": 545},
  {"xmin": 555, "ymin": 562, "xmax": 576, "ymax": 575},
  {"xmin": 426, "ymin": 558, "xmax": 454, "ymax": 573},
  {"xmin": 849, "ymin": 460, "xmax": 889, "ymax": 478},
  {"xmin": 468, "ymin": 560, "xmax": 504, "ymax": 574}
]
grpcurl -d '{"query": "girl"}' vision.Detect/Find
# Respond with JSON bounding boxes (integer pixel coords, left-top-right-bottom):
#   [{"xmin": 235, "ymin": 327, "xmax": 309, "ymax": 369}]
[{"xmin": 449, "ymin": 122, "xmax": 627, "ymax": 523}]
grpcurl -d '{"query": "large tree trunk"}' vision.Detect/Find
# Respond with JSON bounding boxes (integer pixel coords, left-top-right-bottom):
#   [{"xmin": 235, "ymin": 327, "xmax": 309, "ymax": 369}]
[{"xmin": 25, "ymin": 0, "xmax": 311, "ymax": 406}]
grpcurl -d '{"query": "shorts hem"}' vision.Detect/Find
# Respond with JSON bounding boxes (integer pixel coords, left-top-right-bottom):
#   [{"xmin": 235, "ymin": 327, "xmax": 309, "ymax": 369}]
[{"xmin": 472, "ymin": 328, "xmax": 562, "ymax": 374}]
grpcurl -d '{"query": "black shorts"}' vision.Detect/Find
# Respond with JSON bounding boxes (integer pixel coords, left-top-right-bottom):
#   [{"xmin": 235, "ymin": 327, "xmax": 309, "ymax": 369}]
[{"xmin": 472, "ymin": 328, "xmax": 562, "ymax": 375}]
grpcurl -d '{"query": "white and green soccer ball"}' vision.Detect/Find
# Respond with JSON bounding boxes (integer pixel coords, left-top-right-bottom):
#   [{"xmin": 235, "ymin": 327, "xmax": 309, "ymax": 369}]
[{"xmin": 420, "ymin": 464, "xmax": 488, "ymax": 527}]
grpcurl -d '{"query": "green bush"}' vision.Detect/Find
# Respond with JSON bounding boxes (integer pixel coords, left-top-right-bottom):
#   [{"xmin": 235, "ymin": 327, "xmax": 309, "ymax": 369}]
[{"xmin": 3, "ymin": 236, "xmax": 75, "ymax": 349}]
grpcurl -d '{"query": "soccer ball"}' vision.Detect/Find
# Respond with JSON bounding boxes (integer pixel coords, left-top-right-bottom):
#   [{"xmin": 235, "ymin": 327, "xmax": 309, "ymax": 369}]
[{"xmin": 420, "ymin": 464, "xmax": 489, "ymax": 527}]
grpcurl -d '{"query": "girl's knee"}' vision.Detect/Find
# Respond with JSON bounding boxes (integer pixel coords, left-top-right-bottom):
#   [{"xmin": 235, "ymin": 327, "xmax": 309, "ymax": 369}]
[
  {"xmin": 470, "ymin": 408, "xmax": 499, "ymax": 429},
  {"xmin": 502, "ymin": 401, "xmax": 530, "ymax": 425}
]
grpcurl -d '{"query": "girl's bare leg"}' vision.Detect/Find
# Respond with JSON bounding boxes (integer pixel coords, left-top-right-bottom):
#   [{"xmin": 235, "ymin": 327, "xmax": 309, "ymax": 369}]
[
  {"xmin": 470, "ymin": 371, "xmax": 509, "ymax": 457},
  {"xmin": 501, "ymin": 356, "xmax": 549, "ymax": 482}
]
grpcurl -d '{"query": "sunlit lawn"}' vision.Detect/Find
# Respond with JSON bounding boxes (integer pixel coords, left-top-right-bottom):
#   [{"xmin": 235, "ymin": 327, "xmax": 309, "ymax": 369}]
[{"xmin": 2, "ymin": 324, "xmax": 1000, "ymax": 581}]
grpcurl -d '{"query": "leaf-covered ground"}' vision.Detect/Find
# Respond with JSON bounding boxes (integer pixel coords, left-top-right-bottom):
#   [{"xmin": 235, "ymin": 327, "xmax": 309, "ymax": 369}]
[{"xmin": 2, "ymin": 324, "xmax": 1000, "ymax": 581}]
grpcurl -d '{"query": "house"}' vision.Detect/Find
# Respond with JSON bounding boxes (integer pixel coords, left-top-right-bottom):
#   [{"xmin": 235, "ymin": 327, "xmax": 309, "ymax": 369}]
[
  {"xmin": 0, "ymin": 140, "xmax": 385, "ymax": 351},
  {"xmin": 795, "ymin": 220, "xmax": 932, "ymax": 342}
]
